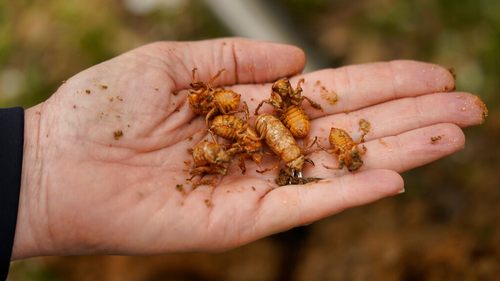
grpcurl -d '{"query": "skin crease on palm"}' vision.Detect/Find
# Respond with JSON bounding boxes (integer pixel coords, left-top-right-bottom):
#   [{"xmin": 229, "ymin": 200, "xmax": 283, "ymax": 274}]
[{"xmin": 12, "ymin": 37, "xmax": 487, "ymax": 260}]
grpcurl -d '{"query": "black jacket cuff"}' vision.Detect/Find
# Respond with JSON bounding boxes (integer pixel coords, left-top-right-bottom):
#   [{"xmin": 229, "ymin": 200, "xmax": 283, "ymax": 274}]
[{"xmin": 0, "ymin": 107, "xmax": 24, "ymax": 280}]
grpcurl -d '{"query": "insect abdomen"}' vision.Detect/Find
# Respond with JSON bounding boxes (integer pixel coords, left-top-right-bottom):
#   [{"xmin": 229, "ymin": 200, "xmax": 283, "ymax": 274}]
[
  {"xmin": 280, "ymin": 105, "xmax": 310, "ymax": 138},
  {"xmin": 329, "ymin": 128, "xmax": 352, "ymax": 151},
  {"xmin": 255, "ymin": 113, "xmax": 303, "ymax": 171},
  {"xmin": 212, "ymin": 115, "xmax": 245, "ymax": 140},
  {"xmin": 214, "ymin": 90, "xmax": 241, "ymax": 113}
]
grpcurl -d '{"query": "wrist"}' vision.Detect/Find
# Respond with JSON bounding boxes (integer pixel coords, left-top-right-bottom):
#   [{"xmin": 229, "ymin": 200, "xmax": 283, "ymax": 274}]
[{"xmin": 11, "ymin": 104, "xmax": 51, "ymax": 260}]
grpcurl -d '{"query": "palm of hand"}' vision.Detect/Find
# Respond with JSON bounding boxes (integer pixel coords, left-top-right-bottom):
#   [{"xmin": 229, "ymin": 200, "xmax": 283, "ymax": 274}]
[{"xmin": 16, "ymin": 38, "xmax": 486, "ymax": 259}]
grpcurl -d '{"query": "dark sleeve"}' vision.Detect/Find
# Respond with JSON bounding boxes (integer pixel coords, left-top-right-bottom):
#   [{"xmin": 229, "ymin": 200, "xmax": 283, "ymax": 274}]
[{"xmin": 0, "ymin": 107, "xmax": 24, "ymax": 280}]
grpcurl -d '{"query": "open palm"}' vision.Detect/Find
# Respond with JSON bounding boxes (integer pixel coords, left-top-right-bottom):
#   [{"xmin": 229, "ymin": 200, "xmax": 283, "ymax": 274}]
[{"xmin": 13, "ymin": 38, "xmax": 486, "ymax": 260}]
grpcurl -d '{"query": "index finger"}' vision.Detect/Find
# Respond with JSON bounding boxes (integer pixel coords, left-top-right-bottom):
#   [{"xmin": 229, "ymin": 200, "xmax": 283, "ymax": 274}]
[{"xmin": 148, "ymin": 37, "xmax": 307, "ymax": 89}]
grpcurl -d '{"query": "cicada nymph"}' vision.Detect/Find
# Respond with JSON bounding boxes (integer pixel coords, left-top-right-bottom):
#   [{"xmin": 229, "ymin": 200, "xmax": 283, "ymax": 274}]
[{"xmin": 188, "ymin": 68, "xmax": 241, "ymax": 126}]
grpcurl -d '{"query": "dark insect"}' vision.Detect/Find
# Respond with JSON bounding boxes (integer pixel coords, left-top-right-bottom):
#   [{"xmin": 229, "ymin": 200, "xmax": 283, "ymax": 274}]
[
  {"xmin": 255, "ymin": 78, "xmax": 323, "ymax": 138},
  {"xmin": 254, "ymin": 113, "xmax": 315, "ymax": 175},
  {"xmin": 318, "ymin": 127, "xmax": 365, "ymax": 172},
  {"xmin": 209, "ymin": 103, "xmax": 264, "ymax": 174},
  {"xmin": 187, "ymin": 140, "xmax": 232, "ymax": 180},
  {"xmin": 188, "ymin": 68, "xmax": 241, "ymax": 125}
]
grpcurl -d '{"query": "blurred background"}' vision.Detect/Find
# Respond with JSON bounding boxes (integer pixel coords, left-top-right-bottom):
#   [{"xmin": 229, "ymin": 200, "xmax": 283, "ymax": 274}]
[{"xmin": 1, "ymin": 0, "xmax": 499, "ymax": 280}]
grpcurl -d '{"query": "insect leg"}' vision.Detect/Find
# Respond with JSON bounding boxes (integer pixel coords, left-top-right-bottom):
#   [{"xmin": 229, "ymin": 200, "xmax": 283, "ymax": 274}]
[
  {"xmin": 209, "ymin": 68, "xmax": 226, "ymax": 83},
  {"xmin": 316, "ymin": 141, "xmax": 340, "ymax": 155},
  {"xmin": 205, "ymin": 107, "xmax": 218, "ymax": 127},
  {"xmin": 302, "ymin": 96, "xmax": 324, "ymax": 111},
  {"xmin": 191, "ymin": 68, "xmax": 198, "ymax": 83},
  {"xmin": 237, "ymin": 154, "xmax": 247, "ymax": 174},
  {"xmin": 294, "ymin": 78, "xmax": 305, "ymax": 96},
  {"xmin": 188, "ymin": 166, "xmax": 211, "ymax": 180},
  {"xmin": 206, "ymin": 127, "xmax": 220, "ymax": 146},
  {"xmin": 256, "ymin": 157, "xmax": 281, "ymax": 174},
  {"xmin": 299, "ymin": 136, "xmax": 318, "ymax": 153},
  {"xmin": 254, "ymin": 100, "xmax": 267, "ymax": 115},
  {"xmin": 322, "ymin": 163, "xmax": 340, "ymax": 170},
  {"xmin": 305, "ymin": 157, "xmax": 315, "ymax": 167}
]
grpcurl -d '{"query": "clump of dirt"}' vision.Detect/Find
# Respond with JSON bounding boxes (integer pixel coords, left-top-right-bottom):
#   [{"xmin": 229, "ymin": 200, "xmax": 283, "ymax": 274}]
[
  {"xmin": 114, "ymin": 130, "xmax": 123, "ymax": 140},
  {"xmin": 192, "ymin": 179, "xmax": 214, "ymax": 190},
  {"xmin": 430, "ymin": 136, "xmax": 442, "ymax": 144},
  {"xmin": 176, "ymin": 184, "xmax": 186, "ymax": 196},
  {"xmin": 474, "ymin": 95, "xmax": 488, "ymax": 124},
  {"xmin": 320, "ymin": 86, "xmax": 339, "ymax": 105}
]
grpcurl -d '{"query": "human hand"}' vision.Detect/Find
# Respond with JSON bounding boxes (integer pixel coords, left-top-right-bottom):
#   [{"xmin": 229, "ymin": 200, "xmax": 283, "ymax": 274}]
[{"xmin": 12, "ymin": 38, "xmax": 487, "ymax": 260}]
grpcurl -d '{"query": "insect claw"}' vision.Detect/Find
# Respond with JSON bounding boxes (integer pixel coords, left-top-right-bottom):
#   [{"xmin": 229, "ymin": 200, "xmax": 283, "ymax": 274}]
[{"xmin": 305, "ymin": 158, "xmax": 315, "ymax": 167}]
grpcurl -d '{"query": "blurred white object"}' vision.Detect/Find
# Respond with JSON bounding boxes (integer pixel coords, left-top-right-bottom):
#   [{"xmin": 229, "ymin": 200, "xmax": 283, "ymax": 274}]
[{"xmin": 123, "ymin": 0, "xmax": 185, "ymax": 15}]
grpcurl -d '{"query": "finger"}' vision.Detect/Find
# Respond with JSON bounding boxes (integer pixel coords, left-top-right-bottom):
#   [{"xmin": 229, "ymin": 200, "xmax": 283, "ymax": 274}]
[
  {"xmin": 245, "ymin": 60, "xmax": 455, "ymax": 118},
  {"xmin": 147, "ymin": 37, "xmax": 306, "ymax": 88},
  {"xmin": 307, "ymin": 92, "xmax": 487, "ymax": 148},
  {"xmin": 303, "ymin": 123, "xmax": 465, "ymax": 178},
  {"xmin": 253, "ymin": 169, "xmax": 403, "ymax": 237}
]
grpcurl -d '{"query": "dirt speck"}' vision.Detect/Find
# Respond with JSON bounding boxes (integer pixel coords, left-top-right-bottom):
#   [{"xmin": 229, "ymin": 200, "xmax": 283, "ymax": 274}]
[
  {"xmin": 378, "ymin": 138, "xmax": 390, "ymax": 149},
  {"xmin": 176, "ymin": 184, "xmax": 186, "ymax": 196},
  {"xmin": 431, "ymin": 136, "xmax": 442, "ymax": 144},
  {"xmin": 205, "ymin": 199, "xmax": 211, "ymax": 207},
  {"xmin": 86, "ymin": 90, "xmax": 91, "ymax": 94},
  {"xmin": 114, "ymin": 130, "xmax": 123, "ymax": 140},
  {"xmin": 100, "ymin": 85, "xmax": 108, "ymax": 89}
]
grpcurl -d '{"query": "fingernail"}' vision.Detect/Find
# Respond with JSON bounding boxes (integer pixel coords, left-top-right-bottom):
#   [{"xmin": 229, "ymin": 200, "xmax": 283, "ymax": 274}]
[{"xmin": 398, "ymin": 187, "xmax": 406, "ymax": 194}]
